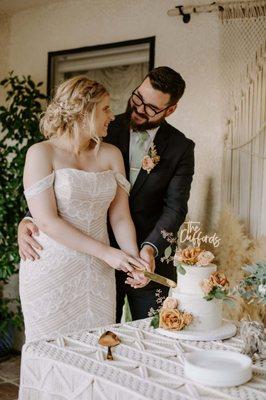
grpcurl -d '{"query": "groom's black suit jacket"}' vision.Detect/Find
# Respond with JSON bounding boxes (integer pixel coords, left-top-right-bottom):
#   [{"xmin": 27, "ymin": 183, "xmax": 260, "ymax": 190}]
[{"xmin": 105, "ymin": 113, "xmax": 195, "ymax": 287}]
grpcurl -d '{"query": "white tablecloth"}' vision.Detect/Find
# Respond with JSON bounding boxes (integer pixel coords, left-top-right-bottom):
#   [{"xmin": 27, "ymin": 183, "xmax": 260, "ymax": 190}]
[{"xmin": 19, "ymin": 319, "xmax": 266, "ymax": 400}]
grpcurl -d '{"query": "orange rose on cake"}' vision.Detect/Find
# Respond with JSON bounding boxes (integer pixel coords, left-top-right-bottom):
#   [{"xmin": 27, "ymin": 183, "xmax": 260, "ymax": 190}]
[
  {"xmin": 160, "ymin": 309, "xmax": 185, "ymax": 330},
  {"xmin": 209, "ymin": 271, "xmax": 229, "ymax": 289},
  {"xmin": 182, "ymin": 312, "xmax": 193, "ymax": 326},
  {"xmin": 159, "ymin": 308, "xmax": 193, "ymax": 331},
  {"xmin": 200, "ymin": 270, "xmax": 231, "ymax": 301},
  {"xmin": 174, "ymin": 247, "xmax": 202, "ymax": 265}
]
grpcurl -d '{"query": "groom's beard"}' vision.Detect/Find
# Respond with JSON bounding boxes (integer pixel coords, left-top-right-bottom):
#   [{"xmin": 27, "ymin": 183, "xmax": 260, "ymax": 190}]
[{"xmin": 125, "ymin": 100, "xmax": 165, "ymax": 132}]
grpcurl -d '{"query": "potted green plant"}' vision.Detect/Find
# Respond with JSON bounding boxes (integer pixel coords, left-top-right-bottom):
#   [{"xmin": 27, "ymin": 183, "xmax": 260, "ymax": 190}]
[
  {"xmin": 0, "ymin": 292, "xmax": 22, "ymax": 356},
  {"xmin": 0, "ymin": 72, "xmax": 46, "ymax": 354}
]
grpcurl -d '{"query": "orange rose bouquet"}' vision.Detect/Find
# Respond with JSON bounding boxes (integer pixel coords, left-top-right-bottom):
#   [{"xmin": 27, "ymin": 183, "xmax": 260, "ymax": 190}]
[
  {"xmin": 200, "ymin": 271, "xmax": 234, "ymax": 305},
  {"xmin": 159, "ymin": 308, "xmax": 193, "ymax": 331},
  {"xmin": 161, "ymin": 237, "xmax": 215, "ymax": 275},
  {"xmin": 150, "ymin": 295, "xmax": 193, "ymax": 330}
]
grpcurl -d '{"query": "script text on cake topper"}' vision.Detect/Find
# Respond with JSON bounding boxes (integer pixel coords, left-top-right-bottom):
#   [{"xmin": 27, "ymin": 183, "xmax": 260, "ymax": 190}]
[{"xmin": 179, "ymin": 221, "xmax": 220, "ymax": 248}]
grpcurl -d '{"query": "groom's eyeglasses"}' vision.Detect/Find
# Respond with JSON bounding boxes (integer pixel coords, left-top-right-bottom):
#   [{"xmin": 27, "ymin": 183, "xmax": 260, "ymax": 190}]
[{"xmin": 131, "ymin": 91, "xmax": 171, "ymax": 118}]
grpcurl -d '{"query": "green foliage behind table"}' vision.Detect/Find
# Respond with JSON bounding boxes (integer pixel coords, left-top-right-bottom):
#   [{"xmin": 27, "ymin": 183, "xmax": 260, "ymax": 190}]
[{"xmin": 0, "ymin": 72, "xmax": 47, "ymax": 350}]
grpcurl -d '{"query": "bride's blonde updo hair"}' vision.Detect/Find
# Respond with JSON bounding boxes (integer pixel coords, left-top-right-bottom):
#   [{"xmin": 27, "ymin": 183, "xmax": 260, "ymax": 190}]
[{"xmin": 40, "ymin": 75, "xmax": 108, "ymax": 153}]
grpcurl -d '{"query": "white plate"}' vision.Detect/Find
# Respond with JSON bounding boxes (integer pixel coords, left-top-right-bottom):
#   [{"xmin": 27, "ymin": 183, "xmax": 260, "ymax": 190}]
[
  {"xmin": 184, "ymin": 350, "xmax": 252, "ymax": 387},
  {"xmin": 156, "ymin": 321, "xmax": 237, "ymax": 341}
]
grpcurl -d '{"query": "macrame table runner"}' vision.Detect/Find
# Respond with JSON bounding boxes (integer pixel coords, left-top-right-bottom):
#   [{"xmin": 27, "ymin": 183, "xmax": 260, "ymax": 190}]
[{"xmin": 19, "ymin": 319, "xmax": 265, "ymax": 400}]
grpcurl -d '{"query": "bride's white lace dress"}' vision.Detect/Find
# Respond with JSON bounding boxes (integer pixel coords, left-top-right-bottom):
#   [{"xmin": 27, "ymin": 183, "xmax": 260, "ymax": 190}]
[{"xmin": 19, "ymin": 168, "xmax": 130, "ymax": 343}]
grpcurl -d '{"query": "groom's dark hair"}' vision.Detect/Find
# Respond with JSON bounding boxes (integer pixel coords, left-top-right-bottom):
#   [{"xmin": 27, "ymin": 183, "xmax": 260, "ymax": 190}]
[{"xmin": 145, "ymin": 66, "xmax": 186, "ymax": 105}]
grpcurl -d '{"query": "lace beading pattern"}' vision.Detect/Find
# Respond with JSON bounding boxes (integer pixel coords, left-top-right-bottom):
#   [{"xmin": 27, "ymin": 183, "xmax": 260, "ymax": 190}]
[
  {"xmin": 20, "ymin": 169, "xmax": 130, "ymax": 343},
  {"xmin": 24, "ymin": 172, "xmax": 55, "ymax": 199}
]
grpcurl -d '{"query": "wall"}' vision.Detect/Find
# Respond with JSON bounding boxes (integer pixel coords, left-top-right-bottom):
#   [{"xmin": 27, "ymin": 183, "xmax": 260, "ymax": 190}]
[{"xmin": 6, "ymin": 0, "xmax": 223, "ymax": 228}]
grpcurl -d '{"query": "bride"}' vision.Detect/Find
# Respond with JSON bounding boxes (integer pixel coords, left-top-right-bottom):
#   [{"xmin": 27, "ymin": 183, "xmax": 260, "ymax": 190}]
[{"xmin": 19, "ymin": 76, "xmax": 147, "ymax": 343}]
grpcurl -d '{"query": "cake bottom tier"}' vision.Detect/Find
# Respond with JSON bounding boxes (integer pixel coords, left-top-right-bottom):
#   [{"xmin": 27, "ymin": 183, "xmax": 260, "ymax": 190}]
[{"xmin": 172, "ymin": 290, "xmax": 223, "ymax": 331}]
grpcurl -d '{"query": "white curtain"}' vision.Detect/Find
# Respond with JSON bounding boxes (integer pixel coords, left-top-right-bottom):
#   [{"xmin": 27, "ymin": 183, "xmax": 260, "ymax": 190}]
[
  {"xmin": 220, "ymin": 1, "xmax": 266, "ymax": 237},
  {"xmin": 65, "ymin": 63, "xmax": 148, "ymax": 116},
  {"xmin": 84, "ymin": 64, "xmax": 148, "ymax": 115}
]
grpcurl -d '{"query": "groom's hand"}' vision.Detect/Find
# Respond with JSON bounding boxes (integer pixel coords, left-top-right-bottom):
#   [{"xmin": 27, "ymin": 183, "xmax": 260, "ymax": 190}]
[
  {"xmin": 18, "ymin": 219, "xmax": 42, "ymax": 261},
  {"xmin": 125, "ymin": 245, "xmax": 155, "ymax": 289},
  {"xmin": 140, "ymin": 245, "xmax": 156, "ymax": 274}
]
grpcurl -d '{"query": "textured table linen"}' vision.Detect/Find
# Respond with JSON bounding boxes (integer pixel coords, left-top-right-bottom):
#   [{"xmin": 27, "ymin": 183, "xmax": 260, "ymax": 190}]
[{"xmin": 19, "ymin": 319, "xmax": 266, "ymax": 400}]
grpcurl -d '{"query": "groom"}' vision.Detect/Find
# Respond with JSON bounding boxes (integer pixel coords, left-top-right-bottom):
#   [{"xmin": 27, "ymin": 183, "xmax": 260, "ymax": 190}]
[{"xmin": 18, "ymin": 66, "xmax": 195, "ymax": 322}]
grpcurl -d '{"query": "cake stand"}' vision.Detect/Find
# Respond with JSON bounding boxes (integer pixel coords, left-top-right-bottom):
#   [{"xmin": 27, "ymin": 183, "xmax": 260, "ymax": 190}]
[{"xmin": 156, "ymin": 320, "xmax": 237, "ymax": 341}]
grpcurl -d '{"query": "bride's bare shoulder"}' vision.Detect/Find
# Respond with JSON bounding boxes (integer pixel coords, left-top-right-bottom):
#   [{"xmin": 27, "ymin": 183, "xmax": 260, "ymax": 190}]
[
  {"xmin": 23, "ymin": 141, "xmax": 54, "ymax": 188},
  {"xmin": 26, "ymin": 140, "xmax": 53, "ymax": 158},
  {"xmin": 25, "ymin": 141, "xmax": 54, "ymax": 170},
  {"xmin": 99, "ymin": 142, "xmax": 124, "ymax": 171},
  {"xmin": 100, "ymin": 142, "xmax": 122, "ymax": 158}
]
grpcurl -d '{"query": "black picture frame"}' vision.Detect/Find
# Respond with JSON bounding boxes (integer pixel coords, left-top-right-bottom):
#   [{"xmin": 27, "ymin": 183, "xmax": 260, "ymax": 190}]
[{"xmin": 47, "ymin": 36, "xmax": 155, "ymax": 98}]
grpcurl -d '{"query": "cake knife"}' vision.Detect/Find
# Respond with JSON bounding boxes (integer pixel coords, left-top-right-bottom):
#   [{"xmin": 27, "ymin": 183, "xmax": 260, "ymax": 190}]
[{"xmin": 130, "ymin": 264, "xmax": 177, "ymax": 288}]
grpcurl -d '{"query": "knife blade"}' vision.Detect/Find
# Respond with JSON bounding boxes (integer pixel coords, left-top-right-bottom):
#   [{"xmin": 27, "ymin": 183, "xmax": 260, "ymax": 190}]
[
  {"xmin": 142, "ymin": 270, "xmax": 177, "ymax": 288},
  {"xmin": 130, "ymin": 263, "xmax": 177, "ymax": 288}
]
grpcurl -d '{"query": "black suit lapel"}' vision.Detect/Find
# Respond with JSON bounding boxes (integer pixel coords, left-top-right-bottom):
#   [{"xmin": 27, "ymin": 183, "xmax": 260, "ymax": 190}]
[{"xmin": 130, "ymin": 121, "xmax": 170, "ymax": 198}]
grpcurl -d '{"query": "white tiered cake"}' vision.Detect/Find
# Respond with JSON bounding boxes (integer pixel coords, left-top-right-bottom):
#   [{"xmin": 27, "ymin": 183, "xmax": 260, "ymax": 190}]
[
  {"xmin": 156, "ymin": 247, "xmax": 237, "ymax": 340},
  {"xmin": 171, "ymin": 263, "xmax": 223, "ymax": 331}
]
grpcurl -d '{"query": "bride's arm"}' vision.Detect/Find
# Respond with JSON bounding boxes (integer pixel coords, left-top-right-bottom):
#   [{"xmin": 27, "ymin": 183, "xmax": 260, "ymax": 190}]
[
  {"xmin": 23, "ymin": 143, "xmax": 143, "ymax": 272},
  {"xmin": 107, "ymin": 146, "xmax": 140, "ymax": 259}
]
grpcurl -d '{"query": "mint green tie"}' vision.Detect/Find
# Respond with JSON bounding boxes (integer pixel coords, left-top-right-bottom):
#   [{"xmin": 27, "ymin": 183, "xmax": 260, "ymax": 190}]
[{"xmin": 130, "ymin": 131, "xmax": 149, "ymax": 185}]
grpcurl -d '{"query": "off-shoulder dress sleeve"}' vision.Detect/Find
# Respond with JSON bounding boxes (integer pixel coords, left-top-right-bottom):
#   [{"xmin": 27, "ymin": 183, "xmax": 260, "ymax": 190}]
[
  {"xmin": 24, "ymin": 172, "xmax": 55, "ymax": 200},
  {"xmin": 114, "ymin": 172, "xmax": 131, "ymax": 195}
]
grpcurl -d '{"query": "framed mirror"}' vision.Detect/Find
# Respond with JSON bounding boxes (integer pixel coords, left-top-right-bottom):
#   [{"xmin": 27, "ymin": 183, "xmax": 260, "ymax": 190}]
[{"xmin": 47, "ymin": 37, "xmax": 155, "ymax": 115}]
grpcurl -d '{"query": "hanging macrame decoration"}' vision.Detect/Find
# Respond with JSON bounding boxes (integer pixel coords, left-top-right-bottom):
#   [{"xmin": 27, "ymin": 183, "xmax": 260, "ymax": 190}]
[{"xmin": 220, "ymin": 1, "xmax": 266, "ymax": 237}]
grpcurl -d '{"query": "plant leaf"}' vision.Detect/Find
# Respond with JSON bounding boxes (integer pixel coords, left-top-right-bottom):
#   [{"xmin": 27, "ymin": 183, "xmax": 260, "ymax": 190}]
[
  {"xmin": 150, "ymin": 313, "xmax": 160, "ymax": 329},
  {"xmin": 204, "ymin": 293, "xmax": 214, "ymax": 301},
  {"xmin": 164, "ymin": 245, "xmax": 172, "ymax": 259},
  {"xmin": 177, "ymin": 265, "xmax": 186, "ymax": 275},
  {"xmin": 213, "ymin": 288, "xmax": 227, "ymax": 299},
  {"xmin": 0, "ymin": 72, "xmax": 46, "ymax": 335},
  {"xmin": 223, "ymin": 298, "xmax": 236, "ymax": 308}
]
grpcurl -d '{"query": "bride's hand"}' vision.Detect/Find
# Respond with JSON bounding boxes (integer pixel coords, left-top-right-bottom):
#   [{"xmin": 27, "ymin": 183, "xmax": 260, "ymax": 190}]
[
  {"xmin": 103, "ymin": 248, "xmax": 148, "ymax": 273},
  {"xmin": 126, "ymin": 245, "xmax": 155, "ymax": 288}
]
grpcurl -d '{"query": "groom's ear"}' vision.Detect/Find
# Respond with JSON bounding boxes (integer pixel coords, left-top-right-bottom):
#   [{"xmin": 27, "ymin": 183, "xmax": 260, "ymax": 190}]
[{"xmin": 165, "ymin": 103, "xmax": 177, "ymax": 117}]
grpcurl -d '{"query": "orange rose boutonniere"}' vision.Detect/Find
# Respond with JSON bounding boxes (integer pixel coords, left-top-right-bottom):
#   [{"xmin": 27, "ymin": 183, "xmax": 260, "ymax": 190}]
[{"xmin": 142, "ymin": 143, "xmax": 160, "ymax": 174}]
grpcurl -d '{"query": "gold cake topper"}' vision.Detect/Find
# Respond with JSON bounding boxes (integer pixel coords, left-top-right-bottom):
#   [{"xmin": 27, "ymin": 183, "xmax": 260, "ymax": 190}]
[{"xmin": 179, "ymin": 221, "xmax": 220, "ymax": 248}]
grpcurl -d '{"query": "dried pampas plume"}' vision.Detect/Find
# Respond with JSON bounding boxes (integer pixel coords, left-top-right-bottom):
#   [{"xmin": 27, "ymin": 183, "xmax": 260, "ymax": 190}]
[
  {"xmin": 251, "ymin": 236, "xmax": 266, "ymax": 264},
  {"xmin": 215, "ymin": 206, "xmax": 265, "ymax": 324},
  {"xmin": 215, "ymin": 206, "xmax": 253, "ymax": 283}
]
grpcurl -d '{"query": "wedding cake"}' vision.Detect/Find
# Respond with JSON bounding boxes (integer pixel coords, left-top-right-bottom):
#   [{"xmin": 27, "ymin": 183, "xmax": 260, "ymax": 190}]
[
  {"xmin": 156, "ymin": 247, "xmax": 230, "ymax": 333},
  {"xmin": 171, "ymin": 263, "xmax": 222, "ymax": 331}
]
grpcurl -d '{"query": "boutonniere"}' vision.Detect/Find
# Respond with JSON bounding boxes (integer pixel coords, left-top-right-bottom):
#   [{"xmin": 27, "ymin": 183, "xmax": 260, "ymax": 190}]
[{"xmin": 141, "ymin": 143, "xmax": 160, "ymax": 174}]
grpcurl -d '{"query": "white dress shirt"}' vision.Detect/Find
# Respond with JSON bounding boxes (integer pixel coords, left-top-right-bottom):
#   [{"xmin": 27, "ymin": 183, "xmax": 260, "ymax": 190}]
[
  {"xmin": 129, "ymin": 127, "xmax": 160, "ymax": 257},
  {"xmin": 129, "ymin": 127, "xmax": 159, "ymax": 166}
]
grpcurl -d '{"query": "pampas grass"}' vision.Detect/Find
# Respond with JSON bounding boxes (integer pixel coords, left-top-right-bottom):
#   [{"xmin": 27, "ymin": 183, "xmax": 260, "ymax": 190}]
[{"xmin": 215, "ymin": 206, "xmax": 266, "ymax": 324}]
